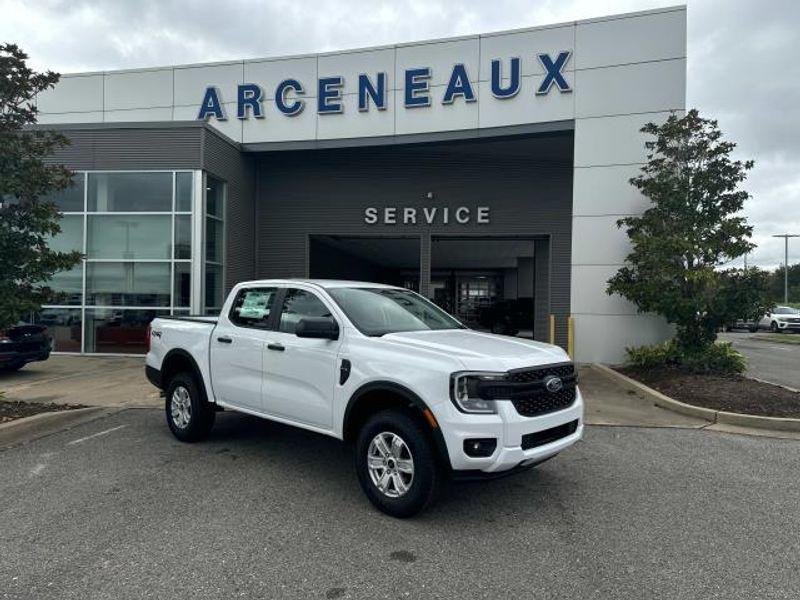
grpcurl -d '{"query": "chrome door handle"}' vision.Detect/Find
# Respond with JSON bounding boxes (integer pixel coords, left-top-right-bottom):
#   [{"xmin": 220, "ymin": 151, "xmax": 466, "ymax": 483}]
[{"xmin": 267, "ymin": 343, "xmax": 285, "ymax": 351}]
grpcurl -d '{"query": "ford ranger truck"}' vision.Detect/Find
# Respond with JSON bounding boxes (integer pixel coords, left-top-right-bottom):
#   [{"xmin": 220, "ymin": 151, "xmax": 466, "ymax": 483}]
[{"xmin": 145, "ymin": 280, "xmax": 584, "ymax": 518}]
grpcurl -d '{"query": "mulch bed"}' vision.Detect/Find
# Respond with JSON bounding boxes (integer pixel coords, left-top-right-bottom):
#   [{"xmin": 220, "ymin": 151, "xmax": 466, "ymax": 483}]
[
  {"xmin": 0, "ymin": 400, "xmax": 85, "ymax": 424},
  {"xmin": 617, "ymin": 367, "xmax": 800, "ymax": 419}
]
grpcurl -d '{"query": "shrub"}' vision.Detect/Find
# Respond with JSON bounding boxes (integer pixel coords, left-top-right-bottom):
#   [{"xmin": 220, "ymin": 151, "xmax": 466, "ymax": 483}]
[{"xmin": 626, "ymin": 340, "xmax": 746, "ymax": 374}]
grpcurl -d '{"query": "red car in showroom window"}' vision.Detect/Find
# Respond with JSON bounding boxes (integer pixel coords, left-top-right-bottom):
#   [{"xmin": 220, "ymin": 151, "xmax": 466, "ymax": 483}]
[{"xmin": 0, "ymin": 323, "xmax": 53, "ymax": 372}]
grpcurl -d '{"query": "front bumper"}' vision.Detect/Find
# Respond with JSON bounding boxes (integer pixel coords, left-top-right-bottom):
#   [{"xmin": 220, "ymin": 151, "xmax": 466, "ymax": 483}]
[
  {"xmin": 775, "ymin": 321, "xmax": 800, "ymax": 330},
  {"xmin": 435, "ymin": 387, "xmax": 584, "ymax": 473}
]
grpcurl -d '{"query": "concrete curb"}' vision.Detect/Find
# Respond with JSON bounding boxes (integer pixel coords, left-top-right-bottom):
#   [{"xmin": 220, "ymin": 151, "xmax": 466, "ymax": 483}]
[
  {"xmin": 591, "ymin": 363, "xmax": 800, "ymax": 433},
  {"xmin": 0, "ymin": 406, "xmax": 122, "ymax": 450}
]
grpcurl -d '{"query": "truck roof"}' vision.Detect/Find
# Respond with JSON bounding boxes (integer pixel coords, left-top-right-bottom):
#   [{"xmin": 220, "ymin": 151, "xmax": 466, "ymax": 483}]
[{"xmin": 236, "ymin": 279, "xmax": 401, "ymax": 290}]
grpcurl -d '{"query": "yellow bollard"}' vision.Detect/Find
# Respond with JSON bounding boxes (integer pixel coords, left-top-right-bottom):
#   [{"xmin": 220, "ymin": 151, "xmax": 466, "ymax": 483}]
[
  {"xmin": 567, "ymin": 315, "xmax": 575, "ymax": 359},
  {"xmin": 549, "ymin": 314, "xmax": 555, "ymax": 345}
]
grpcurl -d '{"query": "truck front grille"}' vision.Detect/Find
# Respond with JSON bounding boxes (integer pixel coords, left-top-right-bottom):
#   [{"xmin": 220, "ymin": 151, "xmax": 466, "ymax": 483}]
[{"xmin": 507, "ymin": 363, "xmax": 577, "ymax": 417}]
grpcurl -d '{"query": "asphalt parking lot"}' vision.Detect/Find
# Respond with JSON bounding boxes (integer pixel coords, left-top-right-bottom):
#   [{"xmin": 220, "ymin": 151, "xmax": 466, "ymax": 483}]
[
  {"xmin": 719, "ymin": 331, "xmax": 800, "ymax": 390},
  {"xmin": 2, "ymin": 409, "xmax": 798, "ymax": 600}
]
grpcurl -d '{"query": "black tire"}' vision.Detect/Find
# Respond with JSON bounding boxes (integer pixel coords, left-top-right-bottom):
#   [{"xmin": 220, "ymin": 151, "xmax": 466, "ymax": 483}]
[
  {"xmin": 771, "ymin": 321, "xmax": 781, "ymax": 334},
  {"xmin": 748, "ymin": 326, "xmax": 757, "ymax": 333},
  {"xmin": 355, "ymin": 409, "xmax": 440, "ymax": 518},
  {"xmin": 165, "ymin": 372, "xmax": 215, "ymax": 442},
  {"xmin": 0, "ymin": 363, "xmax": 24, "ymax": 373}
]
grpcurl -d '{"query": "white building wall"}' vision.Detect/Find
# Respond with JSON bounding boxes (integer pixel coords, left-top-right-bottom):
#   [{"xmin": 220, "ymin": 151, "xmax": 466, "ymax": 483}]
[
  {"xmin": 571, "ymin": 9, "xmax": 686, "ymax": 363},
  {"xmin": 35, "ymin": 6, "xmax": 687, "ymax": 363}
]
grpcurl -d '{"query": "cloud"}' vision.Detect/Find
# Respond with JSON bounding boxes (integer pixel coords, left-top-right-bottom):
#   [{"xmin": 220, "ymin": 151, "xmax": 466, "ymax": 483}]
[{"xmin": 2, "ymin": 0, "xmax": 798, "ymax": 269}]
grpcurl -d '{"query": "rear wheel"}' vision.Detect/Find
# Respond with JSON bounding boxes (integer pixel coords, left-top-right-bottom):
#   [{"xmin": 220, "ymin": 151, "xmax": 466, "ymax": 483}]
[
  {"xmin": 355, "ymin": 409, "xmax": 440, "ymax": 518},
  {"xmin": 165, "ymin": 372, "xmax": 215, "ymax": 442}
]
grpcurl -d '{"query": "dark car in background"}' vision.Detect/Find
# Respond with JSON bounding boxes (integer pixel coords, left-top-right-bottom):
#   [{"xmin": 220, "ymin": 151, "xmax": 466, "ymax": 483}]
[
  {"xmin": 477, "ymin": 297, "xmax": 534, "ymax": 336},
  {"xmin": 0, "ymin": 324, "xmax": 53, "ymax": 372}
]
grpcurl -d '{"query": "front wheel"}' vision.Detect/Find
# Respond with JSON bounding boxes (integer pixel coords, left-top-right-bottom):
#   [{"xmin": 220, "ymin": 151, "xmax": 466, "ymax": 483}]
[
  {"xmin": 771, "ymin": 321, "xmax": 781, "ymax": 334},
  {"xmin": 355, "ymin": 410, "xmax": 440, "ymax": 518},
  {"xmin": 165, "ymin": 372, "xmax": 216, "ymax": 442}
]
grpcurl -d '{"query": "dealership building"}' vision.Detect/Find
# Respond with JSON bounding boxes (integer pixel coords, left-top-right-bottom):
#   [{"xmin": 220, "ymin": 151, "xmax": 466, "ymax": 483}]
[{"xmin": 35, "ymin": 6, "xmax": 686, "ymax": 363}]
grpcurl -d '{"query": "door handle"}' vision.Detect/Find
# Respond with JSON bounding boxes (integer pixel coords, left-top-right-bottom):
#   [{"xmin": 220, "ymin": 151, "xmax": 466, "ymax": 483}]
[
  {"xmin": 267, "ymin": 343, "xmax": 285, "ymax": 352},
  {"xmin": 217, "ymin": 336, "xmax": 233, "ymax": 344}
]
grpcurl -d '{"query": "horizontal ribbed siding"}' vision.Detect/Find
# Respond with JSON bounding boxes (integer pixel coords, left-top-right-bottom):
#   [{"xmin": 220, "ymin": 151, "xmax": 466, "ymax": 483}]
[
  {"xmin": 46, "ymin": 127, "xmax": 203, "ymax": 170},
  {"xmin": 201, "ymin": 129, "xmax": 256, "ymax": 293},
  {"xmin": 255, "ymin": 133, "xmax": 574, "ymax": 347}
]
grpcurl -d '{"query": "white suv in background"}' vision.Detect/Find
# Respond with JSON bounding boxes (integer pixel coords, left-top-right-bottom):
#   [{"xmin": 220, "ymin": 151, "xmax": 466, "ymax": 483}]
[
  {"xmin": 145, "ymin": 280, "xmax": 584, "ymax": 517},
  {"xmin": 759, "ymin": 306, "xmax": 800, "ymax": 333}
]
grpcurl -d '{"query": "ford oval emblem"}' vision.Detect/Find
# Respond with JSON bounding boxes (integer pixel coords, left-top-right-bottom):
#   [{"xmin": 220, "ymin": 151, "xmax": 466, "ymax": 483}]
[{"xmin": 544, "ymin": 375, "xmax": 563, "ymax": 393}]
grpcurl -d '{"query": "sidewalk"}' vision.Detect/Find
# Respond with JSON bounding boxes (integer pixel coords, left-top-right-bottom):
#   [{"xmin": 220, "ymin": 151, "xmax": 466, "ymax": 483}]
[
  {"xmin": 0, "ymin": 355, "xmax": 159, "ymax": 408},
  {"xmin": 578, "ymin": 365, "xmax": 710, "ymax": 428}
]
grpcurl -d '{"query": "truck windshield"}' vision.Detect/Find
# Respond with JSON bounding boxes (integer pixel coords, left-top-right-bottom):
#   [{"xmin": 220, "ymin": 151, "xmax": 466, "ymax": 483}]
[{"xmin": 327, "ymin": 287, "xmax": 465, "ymax": 336}]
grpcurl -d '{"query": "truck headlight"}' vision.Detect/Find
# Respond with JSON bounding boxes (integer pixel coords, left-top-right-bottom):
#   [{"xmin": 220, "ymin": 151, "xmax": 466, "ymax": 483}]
[{"xmin": 449, "ymin": 372, "xmax": 507, "ymax": 414}]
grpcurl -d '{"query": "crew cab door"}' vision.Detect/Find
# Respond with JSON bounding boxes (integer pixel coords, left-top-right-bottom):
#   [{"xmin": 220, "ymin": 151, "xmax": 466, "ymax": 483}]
[
  {"xmin": 261, "ymin": 287, "xmax": 341, "ymax": 429},
  {"xmin": 210, "ymin": 286, "xmax": 279, "ymax": 412}
]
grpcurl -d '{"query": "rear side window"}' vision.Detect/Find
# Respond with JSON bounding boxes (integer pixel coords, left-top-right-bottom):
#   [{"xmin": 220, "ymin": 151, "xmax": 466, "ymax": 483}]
[
  {"xmin": 278, "ymin": 288, "xmax": 333, "ymax": 334},
  {"xmin": 229, "ymin": 287, "xmax": 278, "ymax": 328}
]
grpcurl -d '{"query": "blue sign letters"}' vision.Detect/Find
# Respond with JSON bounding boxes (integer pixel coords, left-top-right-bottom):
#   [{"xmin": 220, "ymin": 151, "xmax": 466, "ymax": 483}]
[
  {"xmin": 198, "ymin": 86, "xmax": 226, "ymax": 121},
  {"xmin": 442, "ymin": 64, "xmax": 476, "ymax": 104},
  {"xmin": 197, "ymin": 52, "xmax": 572, "ymax": 122},
  {"xmin": 537, "ymin": 51, "xmax": 572, "ymax": 95}
]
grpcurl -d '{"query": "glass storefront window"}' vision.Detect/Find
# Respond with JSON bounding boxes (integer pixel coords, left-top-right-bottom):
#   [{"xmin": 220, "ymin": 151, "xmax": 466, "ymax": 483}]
[
  {"xmin": 205, "ymin": 218, "xmax": 222, "ymax": 263},
  {"xmin": 84, "ymin": 308, "xmax": 167, "ymax": 354},
  {"xmin": 206, "ymin": 176, "xmax": 224, "ymax": 218},
  {"xmin": 87, "ymin": 214, "xmax": 171, "ymax": 260},
  {"xmin": 38, "ymin": 170, "xmax": 218, "ymax": 353},
  {"xmin": 176, "ymin": 172, "xmax": 193, "ymax": 212},
  {"xmin": 46, "ymin": 265, "xmax": 83, "ymax": 305},
  {"xmin": 86, "ymin": 262, "xmax": 171, "ymax": 307},
  {"xmin": 48, "ymin": 215, "xmax": 84, "ymax": 253},
  {"xmin": 88, "ymin": 172, "xmax": 172, "ymax": 212},
  {"xmin": 35, "ymin": 308, "xmax": 82, "ymax": 352},
  {"xmin": 205, "ymin": 264, "xmax": 223, "ymax": 312},
  {"xmin": 43, "ymin": 175, "xmax": 84, "ymax": 212},
  {"xmin": 175, "ymin": 214, "xmax": 192, "ymax": 259},
  {"xmin": 174, "ymin": 262, "xmax": 191, "ymax": 308}
]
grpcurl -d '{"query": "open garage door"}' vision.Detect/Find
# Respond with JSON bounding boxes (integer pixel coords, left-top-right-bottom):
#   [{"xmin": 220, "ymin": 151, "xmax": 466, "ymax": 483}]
[{"xmin": 309, "ymin": 236, "xmax": 421, "ymax": 290}]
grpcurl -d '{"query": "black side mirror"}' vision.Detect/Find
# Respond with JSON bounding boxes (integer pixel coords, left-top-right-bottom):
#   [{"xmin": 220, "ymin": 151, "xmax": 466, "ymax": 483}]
[{"xmin": 295, "ymin": 317, "xmax": 339, "ymax": 340}]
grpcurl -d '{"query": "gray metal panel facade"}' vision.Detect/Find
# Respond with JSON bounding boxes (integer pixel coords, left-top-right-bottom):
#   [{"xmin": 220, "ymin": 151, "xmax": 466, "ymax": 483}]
[
  {"xmin": 255, "ymin": 133, "xmax": 573, "ymax": 346},
  {"xmin": 46, "ymin": 125, "xmax": 204, "ymax": 170},
  {"xmin": 42, "ymin": 125, "xmax": 573, "ymax": 348},
  {"xmin": 201, "ymin": 128, "xmax": 256, "ymax": 291}
]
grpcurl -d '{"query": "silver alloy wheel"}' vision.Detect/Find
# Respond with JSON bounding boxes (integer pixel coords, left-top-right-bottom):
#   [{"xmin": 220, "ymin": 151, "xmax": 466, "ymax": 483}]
[
  {"xmin": 170, "ymin": 385, "xmax": 192, "ymax": 429},
  {"xmin": 367, "ymin": 431, "xmax": 415, "ymax": 498}
]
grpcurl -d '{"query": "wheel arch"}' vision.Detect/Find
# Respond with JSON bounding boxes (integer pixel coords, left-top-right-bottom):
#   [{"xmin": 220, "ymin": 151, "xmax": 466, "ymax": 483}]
[
  {"xmin": 161, "ymin": 349, "xmax": 209, "ymax": 402},
  {"xmin": 343, "ymin": 381, "xmax": 452, "ymax": 470}
]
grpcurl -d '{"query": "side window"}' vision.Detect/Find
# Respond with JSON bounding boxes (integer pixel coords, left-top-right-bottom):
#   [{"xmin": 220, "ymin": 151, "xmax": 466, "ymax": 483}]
[
  {"xmin": 278, "ymin": 288, "xmax": 333, "ymax": 334},
  {"xmin": 229, "ymin": 287, "xmax": 278, "ymax": 328}
]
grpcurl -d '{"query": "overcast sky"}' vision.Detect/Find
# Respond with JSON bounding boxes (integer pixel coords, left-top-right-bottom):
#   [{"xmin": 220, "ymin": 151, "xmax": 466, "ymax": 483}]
[{"xmin": 2, "ymin": 0, "xmax": 798, "ymax": 269}]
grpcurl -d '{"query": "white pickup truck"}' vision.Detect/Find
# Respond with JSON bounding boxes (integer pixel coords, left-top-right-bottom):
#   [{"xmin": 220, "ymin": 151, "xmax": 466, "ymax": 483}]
[{"xmin": 145, "ymin": 279, "xmax": 583, "ymax": 517}]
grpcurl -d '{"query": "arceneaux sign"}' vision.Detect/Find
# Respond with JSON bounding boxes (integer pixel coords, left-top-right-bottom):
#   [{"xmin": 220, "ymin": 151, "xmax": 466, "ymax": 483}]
[{"xmin": 197, "ymin": 51, "xmax": 572, "ymax": 121}]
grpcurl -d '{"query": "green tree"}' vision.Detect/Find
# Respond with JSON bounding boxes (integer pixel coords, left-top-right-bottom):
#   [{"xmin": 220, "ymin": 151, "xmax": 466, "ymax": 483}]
[
  {"xmin": 607, "ymin": 109, "xmax": 769, "ymax": 352},
  {"xmin": 767, "ymin": 263, "xmax": 800, "ymax": 304},
  {"xmin": 0, "ymin": 43, "xmax": 81, "ymax": 329}
]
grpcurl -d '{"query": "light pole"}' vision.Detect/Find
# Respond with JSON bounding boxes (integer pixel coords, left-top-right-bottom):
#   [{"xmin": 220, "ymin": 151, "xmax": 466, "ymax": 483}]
[{"xmin": 772, "ymin": 234, "xmax": 800, "ymax": 304}]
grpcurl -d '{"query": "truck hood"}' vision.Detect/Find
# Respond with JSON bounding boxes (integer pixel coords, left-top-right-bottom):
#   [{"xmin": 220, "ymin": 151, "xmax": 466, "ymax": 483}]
[{"xmin": 381, "ymin": 329, "xmax": 569, "ymax": 371}]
